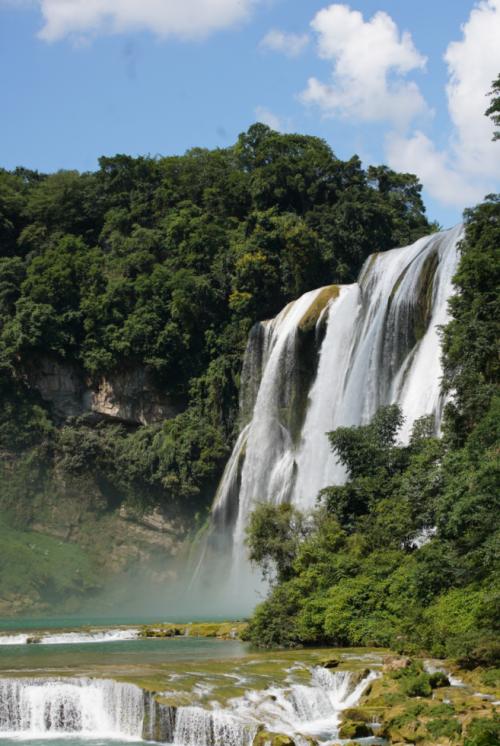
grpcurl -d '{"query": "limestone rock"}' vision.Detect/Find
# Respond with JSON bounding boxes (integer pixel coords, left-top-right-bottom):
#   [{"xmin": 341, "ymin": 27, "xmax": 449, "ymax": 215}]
[
  {"xmin": 24, "ymin": 355, "xmax": 181, "ymax": 425},
  {"xmin": 383, "ymin": 655, "xmax": 412, "ymax": 671},
  {"xmin": 319, "ymin": 656, "xmax": 340, "ymax": 669},
  {"xmin": 89, "ymin": 367, "xmax": 180, "ymax": 424},
  {"xmin": 253, "ymin": 731, "xmax": 295, "ymax": 746}
]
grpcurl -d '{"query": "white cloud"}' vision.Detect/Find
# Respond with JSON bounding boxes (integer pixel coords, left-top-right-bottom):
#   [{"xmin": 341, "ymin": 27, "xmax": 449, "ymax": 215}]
[
  {"xmin": 387, "ymin": 0, "xmax": 500, "ymax": 208},
  {"xmin": 300, "ymin": 4, "xmax": 428, "ymax": 127},
  {"xmin": 33, "ymin": 0, "xmax": 257, "ymax": 42},
  {"xmin": 254, "ymin": 105, "xmax": 286, "ymax": 132},
  {"xmin": 260, "ymin": 29, "xmax": 309, "ymax": 58},
  {"xmin": 444, "ymin": 0, "xmax": 500, "ymax": 178},
  {"xmin": 386, "ymin": 131, "xmax": 487, "ymax": 208}
]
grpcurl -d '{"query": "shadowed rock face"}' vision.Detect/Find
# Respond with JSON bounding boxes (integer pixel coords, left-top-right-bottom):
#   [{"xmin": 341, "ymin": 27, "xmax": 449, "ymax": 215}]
[{"xmin": 22, "ymin": 356, "xmax": 182, "ymax": 424}]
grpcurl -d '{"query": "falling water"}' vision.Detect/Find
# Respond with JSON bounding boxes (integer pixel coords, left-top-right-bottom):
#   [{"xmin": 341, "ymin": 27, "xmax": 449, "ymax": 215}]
[
  {"xmin": 206, "ymin": 225, "xmax": 462, "ymax": 588},
  {"xmin": 0, "ymin": 677, "xmax": 144, "ymax": 738},
  {"xmin": 170, "ymin": 667, "xmax": 375, "ymax": 745},
  {"xmin": 0, "ymin": 667, "xmax": 375, "ymax": 744}
]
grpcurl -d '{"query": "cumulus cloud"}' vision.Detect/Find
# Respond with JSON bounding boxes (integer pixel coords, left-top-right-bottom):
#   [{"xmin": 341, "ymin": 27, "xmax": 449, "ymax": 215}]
[
  {"xmin": 260, "ymin": 29, "xmax": 309, "ymax": 58},
  {"xmin": 300, "ymin": 4, "xmax": 428, "ymax": 127},
  {"xmin": 33, "ymin": 0, "xmax": 257, "ymax": 42},
  {"xmin": 386, "ymin": 131, "xmax": 487, "ymax": 208},
  {"xmin": 387, "ymin": 0, "xmax": 500, "ymax": 207}
]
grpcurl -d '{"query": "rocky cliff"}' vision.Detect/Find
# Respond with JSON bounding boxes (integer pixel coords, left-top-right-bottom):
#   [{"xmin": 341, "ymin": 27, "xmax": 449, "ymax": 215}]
[{"xmin": 21, "ymin": 356, "xmax": 182, "ymax": 424}]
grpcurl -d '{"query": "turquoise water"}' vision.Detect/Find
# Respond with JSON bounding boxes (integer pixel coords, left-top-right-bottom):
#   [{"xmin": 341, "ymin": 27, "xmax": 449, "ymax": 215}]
[
  {"xmin": 0, "ymin": 635, "xmax": 248, "ymax": 671},
  {"xmin": 0, "ymin": 615, "xmax": 237, "ymax": 632}
]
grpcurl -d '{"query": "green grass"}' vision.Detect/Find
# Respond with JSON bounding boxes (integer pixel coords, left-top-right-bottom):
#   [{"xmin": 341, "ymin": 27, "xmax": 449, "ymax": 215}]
[{"xmin": 0, "ymin": 515, "xmax": 100, "ymax": 605}]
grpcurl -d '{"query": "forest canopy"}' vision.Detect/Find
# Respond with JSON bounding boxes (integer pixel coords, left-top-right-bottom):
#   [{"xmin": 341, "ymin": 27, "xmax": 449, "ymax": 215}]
[{"xmin": 0, "ymin": 125, "xmax": 433, "ymax": 515}]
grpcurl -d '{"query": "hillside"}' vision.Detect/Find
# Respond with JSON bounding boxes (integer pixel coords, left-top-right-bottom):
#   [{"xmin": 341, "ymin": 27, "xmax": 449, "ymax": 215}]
[{"xmin": 0, "ymin": 125, "xmax": 433, "ymax": 613}]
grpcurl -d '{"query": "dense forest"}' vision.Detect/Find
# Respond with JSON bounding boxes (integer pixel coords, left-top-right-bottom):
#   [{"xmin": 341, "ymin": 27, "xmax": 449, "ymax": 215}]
[
  {"xmin": 0, "ymin": 125, "xmax": 432, "ymax": 524},
  {"xmin": 244, "ymin": 83, "xmax": 500, "ymax": 665}
]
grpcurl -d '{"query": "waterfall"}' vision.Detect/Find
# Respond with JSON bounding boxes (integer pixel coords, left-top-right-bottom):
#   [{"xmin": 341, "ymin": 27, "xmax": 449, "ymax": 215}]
[
  {"xmin": 0, "ymin": 677, "xmax": 144, "ymax": 738},
  {"xmin": 207, "ymin": 225, "xmax": 461, "ymax": 580},
  {"xmin": 173, "ymin": 706, "xmax": 255, "ymax": 746},
  {"xmin": 228, "ymin": 667, "xmax": 377, "ymax": 743},
  {"xmin": 0, "ymin": 667, "xmax": 375, "ymax": 744},
  {"xmin": 170, "ymin": 667, "xmax": 375, "ymax": 745}
]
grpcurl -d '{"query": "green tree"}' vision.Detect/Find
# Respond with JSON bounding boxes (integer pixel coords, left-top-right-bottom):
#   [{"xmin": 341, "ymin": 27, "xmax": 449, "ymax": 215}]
[{"xmin": 485, "ymin": 73, "xmax": 500, "ymax": 140}]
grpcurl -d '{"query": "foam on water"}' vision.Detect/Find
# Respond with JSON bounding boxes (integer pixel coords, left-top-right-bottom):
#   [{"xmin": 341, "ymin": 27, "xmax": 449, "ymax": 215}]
[{"xmin": 0, "ymin": 630, "xmax": 139, "ymax": 646}]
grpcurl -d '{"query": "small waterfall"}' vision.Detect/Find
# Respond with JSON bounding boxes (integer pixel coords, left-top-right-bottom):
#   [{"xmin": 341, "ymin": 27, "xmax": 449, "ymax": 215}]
[
  {"xmin": 143, "ymin": 696, "xmax": 177, "ymax": 743},
  {"xmin": 204, "ymin": 225, "xmax": 461, "ymax": 589},
  {"xmin": 173, "ymin": 706, "xmax": 255, "ymax": 746},
  {"xmin": 229, "ymin": 667, "xmax": 377, "ymax": 742},
  {"xmin": 0, "ymin": 677, "xmax": 144, "ymax": 738},
  {"xmin": 0, "ymin": 668, "xmax": 375, "ymax": 744}
]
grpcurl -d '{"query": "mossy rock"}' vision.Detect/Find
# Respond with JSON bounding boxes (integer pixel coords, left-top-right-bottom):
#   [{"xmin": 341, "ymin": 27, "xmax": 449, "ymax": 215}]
[
  {"xmin": 338, "ymin": 720, "xmax": 372, "ymax": 739},
  {"xmin": 342, "ymin": 707, "xmax": 374, "ymax": 722},
  {"xmin": 252, "ymin": 732, "xmax": 295, "ymax": 746},
  {"xmin": 298, "ymin": 285, "xmax": 339, "ymax": 333},
  {"xmin": 320, "ymin": 656, "xmax": 340, "ymax": 669},
  {"xmin": 429, "ymin": 671, "xmax": 451, "ymax": 689}
]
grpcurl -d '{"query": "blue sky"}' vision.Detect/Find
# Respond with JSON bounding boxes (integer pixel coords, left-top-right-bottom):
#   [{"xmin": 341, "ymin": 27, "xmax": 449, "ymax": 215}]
[{"xmin": 1, "ymin": 0, "xmax": 499, "ymax": 227}]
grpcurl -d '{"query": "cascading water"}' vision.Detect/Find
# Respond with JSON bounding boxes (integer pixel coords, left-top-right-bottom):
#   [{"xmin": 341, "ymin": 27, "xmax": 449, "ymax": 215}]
[
  {"xmin": 169, "ymin": 666, "xmax": 376, "ymax": 746},
  {"xmin": 0, "ymin": 667, "xmax": 375, "ymax": 745},
  {"xmin": 0, "ymin": 677, "xmax": 144, "ymax": 738},
  {"xmin": 202, "ymin": 225, "xmax": 462, "ymax": 599}
]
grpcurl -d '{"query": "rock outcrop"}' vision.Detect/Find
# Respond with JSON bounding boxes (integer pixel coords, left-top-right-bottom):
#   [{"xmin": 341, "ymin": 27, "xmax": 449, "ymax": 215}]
[{"xmin": 22, "ymin": 356, "xmax": 181, "ymax": 425}]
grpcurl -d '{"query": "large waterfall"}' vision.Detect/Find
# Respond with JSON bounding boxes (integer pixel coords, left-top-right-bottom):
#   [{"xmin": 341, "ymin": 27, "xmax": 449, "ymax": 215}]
[{"xmin": 201, "ymin": 225, "xmax": 461, "ymax": 602}]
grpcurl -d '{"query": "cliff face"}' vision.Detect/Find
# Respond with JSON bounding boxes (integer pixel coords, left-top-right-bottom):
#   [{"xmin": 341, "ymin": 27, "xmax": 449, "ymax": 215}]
[
  {"xmin": 0, "ymin": 466, "xmax": 188, "ymax": 617},
  {"xmin": 22, "ymin": 356, "xmax": 182, "ymax": 424}
]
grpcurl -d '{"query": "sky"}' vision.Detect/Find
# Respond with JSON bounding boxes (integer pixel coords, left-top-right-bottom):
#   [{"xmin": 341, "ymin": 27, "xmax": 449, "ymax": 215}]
[{"xmin": 1, "ymin": 0, "xmax": 499, "ymax": 228}]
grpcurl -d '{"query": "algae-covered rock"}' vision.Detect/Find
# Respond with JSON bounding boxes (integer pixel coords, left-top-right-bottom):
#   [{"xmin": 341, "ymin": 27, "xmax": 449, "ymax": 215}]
[
  {"xmin": 320, "ymin": 657, "xmax": 340, "ymax": 669},
  {"xmin": 298, "ymin": 286, "xmax": 339, "ymax": 333},
  {"xmin": 338, "ymin": 720, "xmax": 372, "ymax": 739},
  {"xmin": 342, "ymin": 707, "xmax": 374, "ymax": 722},
  {"xmin": 252, "ymin": 728, "xmax": 296, "ymax": 746}
]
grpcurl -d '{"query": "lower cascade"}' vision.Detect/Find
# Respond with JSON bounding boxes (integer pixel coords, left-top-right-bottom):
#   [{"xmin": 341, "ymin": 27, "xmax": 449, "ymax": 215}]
[
  {"xmin": 0, "ymin": 677, "xmax": 145, "ymax": 738},
  {"xmin": 0, "ymin": 668, "xmax": 375, "ymax": 744}
]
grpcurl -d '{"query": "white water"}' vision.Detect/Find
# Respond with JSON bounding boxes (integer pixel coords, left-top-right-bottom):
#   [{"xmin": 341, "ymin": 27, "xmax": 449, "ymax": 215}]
[
  {"xmin": 171, "ymin": 666, "xmax": 376, "ymax": 746},
  {"xmin": 0, "ymin": 678, "xmax": 144, "ymax": 738},
  {"xmin": 210, "ymin": 226, "xmax": 461, "ymax": 578},
  {"xmin": 0, "ymin": 668, "xmax": 375, "ymax": 745},
  {"xmin": 229, "ymin": 287, "xmax": 330, "ymax": 548},
  {"xmin": 0, "ymin": 629, "xmax": 139, "ymax": 646}
]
